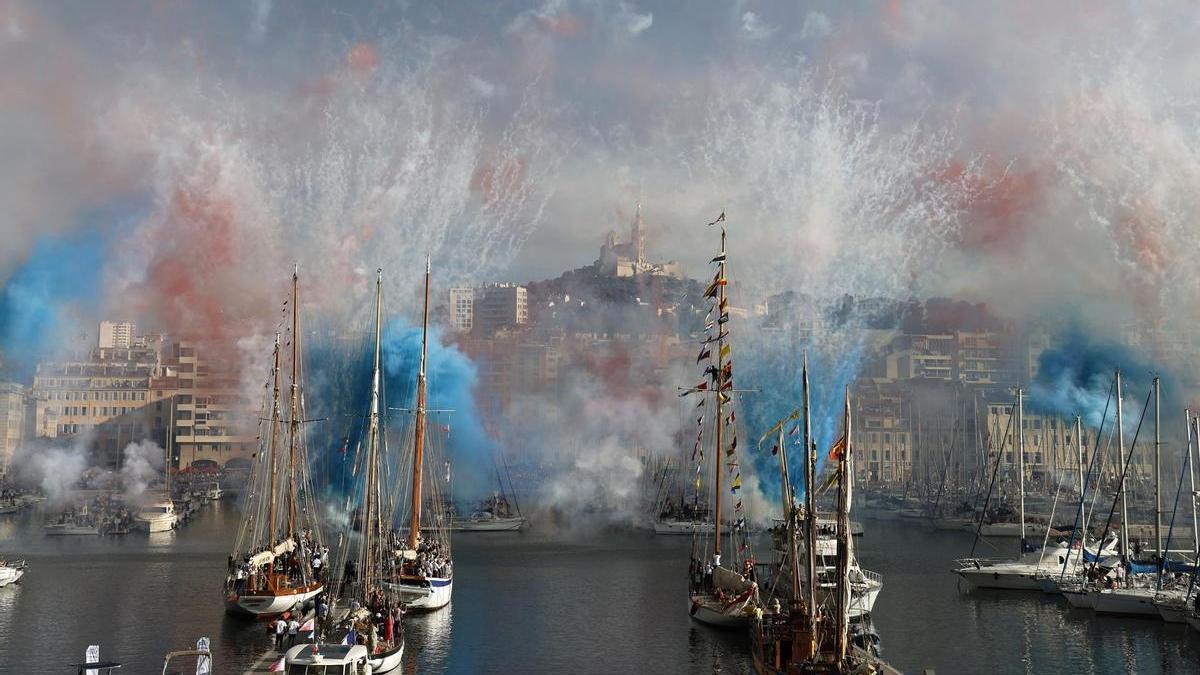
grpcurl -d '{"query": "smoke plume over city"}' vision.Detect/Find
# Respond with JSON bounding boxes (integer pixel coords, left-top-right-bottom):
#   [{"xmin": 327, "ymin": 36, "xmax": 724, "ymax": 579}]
[{"xmin": 3, "ymin": 2, "xmax": 1200, "ymax": 518}]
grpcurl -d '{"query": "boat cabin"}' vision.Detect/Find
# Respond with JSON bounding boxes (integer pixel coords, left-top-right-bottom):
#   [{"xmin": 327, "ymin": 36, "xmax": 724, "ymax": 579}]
[{"xmin": 284, "ymin": 644, "xmax": 372, "ymax": 675}]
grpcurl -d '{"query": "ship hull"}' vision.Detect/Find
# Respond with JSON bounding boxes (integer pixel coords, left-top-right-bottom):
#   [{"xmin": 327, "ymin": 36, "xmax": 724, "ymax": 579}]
[
  {"xmin": 450, "ymin": 517, "xmax": 525, "ymax": 532},
  {"xmin": 385, "ymin": 576, "xmax": 452, "ymax": 611},
  {"xmin": 225, "ymin": 584, "xmax": 323, "ymax": 617},
  {"xmin": 1092, "ymin": 588, "xmax": 1158, "ymax": 616},
  {"xmin": 654, "ymin": 520, "xmax": 715, "ymax": 536}
]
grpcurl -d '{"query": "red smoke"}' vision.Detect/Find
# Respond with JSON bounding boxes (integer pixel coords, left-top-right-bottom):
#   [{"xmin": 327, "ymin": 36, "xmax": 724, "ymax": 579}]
[
  {"xmin": 939, "ymin": 159, "xmax": 1043, "ymax": 256},
  {"xmin": 348, "ymin": 42, "xmax": 379, "ymax": 76}
]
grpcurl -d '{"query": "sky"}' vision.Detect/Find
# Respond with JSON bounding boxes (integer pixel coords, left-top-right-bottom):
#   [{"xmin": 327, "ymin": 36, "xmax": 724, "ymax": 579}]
[{"xmin": 4, "ymin": 1, "xmax": 1200, "ymax": 507}]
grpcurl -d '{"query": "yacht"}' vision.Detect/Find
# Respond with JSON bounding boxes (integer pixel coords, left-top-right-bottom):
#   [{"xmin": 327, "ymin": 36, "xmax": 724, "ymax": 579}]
[
  {"xmin": 135, "ymin": 498, "xmax": 178, "ymax": 533},
  {"xmin": 284, "ymin": 644, "xmax": 375, "ymax": 675}
]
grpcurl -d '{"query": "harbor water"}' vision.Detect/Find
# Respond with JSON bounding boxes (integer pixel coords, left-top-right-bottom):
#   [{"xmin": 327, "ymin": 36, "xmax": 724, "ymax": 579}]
[{"xmin": 2, "ymin": 504, "xmax": 1199, "ymax": 674}]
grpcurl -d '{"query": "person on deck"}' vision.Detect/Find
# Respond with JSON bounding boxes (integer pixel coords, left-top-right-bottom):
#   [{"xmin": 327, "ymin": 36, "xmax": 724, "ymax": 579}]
[{"xmin": 287, "ymin": 616, "xmax": 300, "ymax": 648}]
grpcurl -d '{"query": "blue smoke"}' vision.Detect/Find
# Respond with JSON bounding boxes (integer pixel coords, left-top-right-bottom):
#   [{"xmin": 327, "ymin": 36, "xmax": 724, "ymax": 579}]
[
  {"xmin": 1027, "ymin": 323, "xmax": 1174, "ymax": 428},
  {"xmin": 306, "ymin": 318, "xmax": 493, "ymax": 510},
  {"xmin": 0, "ymin": 230, "xmax": 107, "ymax": 379},
  {"xmin": 737, "ymin": 326, "xmax": 865, "ymax": 503}
]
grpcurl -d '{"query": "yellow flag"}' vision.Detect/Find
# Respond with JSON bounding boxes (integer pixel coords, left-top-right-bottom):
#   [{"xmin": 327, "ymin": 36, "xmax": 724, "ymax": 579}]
[{"xmin": 720, "ymin": 343, "xmax": 731, "ymax": 359}]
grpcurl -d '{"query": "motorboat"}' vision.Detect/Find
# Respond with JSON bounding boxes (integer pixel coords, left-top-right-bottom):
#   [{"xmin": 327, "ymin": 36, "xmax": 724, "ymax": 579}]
[
  {"xmin": 0, "ymin": 560, "xmax": 25, "ymax": 587},
  {"xmin": 451, "ymin": 511, "xmax": 526, "ymax": 532},
  {"xmin": 653, "ymin": 519, "xmax": 714, "ymax": 536},
  {"xmin": 135, "ymin": 499, "xmax": 178, "ymax": 533}
]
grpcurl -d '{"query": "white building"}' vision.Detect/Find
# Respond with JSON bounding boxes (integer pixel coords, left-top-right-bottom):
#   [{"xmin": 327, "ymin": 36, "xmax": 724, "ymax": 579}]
[{"xmin": 98, "ymin": 321, "xmax": 137, "ymax": 349}]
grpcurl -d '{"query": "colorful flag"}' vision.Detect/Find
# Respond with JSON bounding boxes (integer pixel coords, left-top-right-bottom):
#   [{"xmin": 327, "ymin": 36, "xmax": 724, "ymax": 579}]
[
  {"xmin": 829, "ymin": 435, "xmax": 847, "ymax": 461},
  {"xmin": 771, "ymin": 444, "xmax": 779, "ymax": 456},
  {"xmin": 718, "ymin": 392, "xmax": 730, "ymax": 404},
  {"xmin": 707, "ymin": 210, "xmax": 726, "ymax": 227},
  {"xmin": 719, "ymin": 343, "xmax": 731, "ymax": 358},
  {"xmin": 731, "ymin": 474, "xmax": 742, "ymax": 492},
  {"xmin": 735, "ymin": 499, "xmax": 743, "ymax": 511},
  {"xmin": 710, "ymin": 252, "xmax": 727, "ymax": 264},
  {"xmin": 704, "ymin": 281, "xmax": 720, "ymax": 299},
  {"xmin": 789, "ymin": 425, "xmax": 799, "ymax": 437},
  {"xmin": 721, "ymin": 379, "xmax": 733, "ymax": 391},
  {"xmin": 696, "ymin": 416, "xmax": 704, "ymax": 426},
  {"xmin": 720, "ymin": 296, "xmax": 728, "ymax": 311},
  {"xmin": 696, "ymin": 348, "xmax": 711, "ymax": 363},
  {"xmin": 728, "ymin": 410, "xmax": 736, "ymax": 424},
  {"xmin": 718, "ymin": 312, "xmax": 730, "ymax": 325}
]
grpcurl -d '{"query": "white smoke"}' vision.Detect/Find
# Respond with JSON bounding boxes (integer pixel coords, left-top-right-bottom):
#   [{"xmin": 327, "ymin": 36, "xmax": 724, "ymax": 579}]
[
  {"xmin": 119, "ymin": 439, "xmax": 165, "ymax": 502},
  {"xmin": 8, "ymin": 432, "xmax": 94, "ymax": 504}
]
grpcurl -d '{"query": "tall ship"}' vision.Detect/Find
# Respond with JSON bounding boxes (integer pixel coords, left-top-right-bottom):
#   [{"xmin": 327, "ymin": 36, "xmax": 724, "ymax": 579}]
[
  {"xmin": 292, "ymin": 270, "xmax": 403, "ymax": 673},
  {"xmin": 750, "ymin": 381, "xmax": 899, "ymax": 674},
  {"xmin": 685, "ymin": 214, "xmax": 760, "ymax": 627},
  {"xmin": 385, "ymin": 258, "xmax": 454, "ymax": 611},
  {"xmin": 224, "ymin": 270, "xmax": 324, "ymax": 617}
]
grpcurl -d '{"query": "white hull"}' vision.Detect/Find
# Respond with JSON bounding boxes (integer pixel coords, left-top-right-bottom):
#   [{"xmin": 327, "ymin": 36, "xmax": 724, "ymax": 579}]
[
  {"xmin": 135, "ymin": 514, "xmax": 178, "ymax": 533},
  {"xmin": 0, "ymin": 568, "xmax": 23, "ymax": 587},
  {"xmin": 450, "ymin": 517, "xmax": 525, "ymax": 532},
  {"xmin": 1092, "ymin": 588, "xmax": 1158, "ymax": 616},
  {"xmin": 688, "ymin": 597, "xmax": 751, "ymax": 628},
  {"xmin": 654, "ymin": 520, "xmax": 715, "ymax": 536},
  {"xmin": 847, "ymin": 581, "xmax": 881, "ymax": 618},
  {"xmin": 226, "ymin": 586, "xmax": 323, "ymax": 617},
  {"xmin": 385, "ymin": 576, "xmax": 452, "ymax": 611},
  {"xmin": 955, "ymin": 564, "xmax": 1045, "ymax": 590},
  {"xmin": 370, "ymin": 643, "xmax": 404, "ymax": 673}
]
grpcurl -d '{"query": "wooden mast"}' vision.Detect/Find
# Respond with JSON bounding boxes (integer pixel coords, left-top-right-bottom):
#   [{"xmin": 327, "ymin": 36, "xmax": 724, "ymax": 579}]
[
  {"xmin": 834, "ymin": 385, "xmax": 852, "ymax": 662},
  {"xmin": 712, "ymin": 228, "xmax": 727, "ymax": 560},
  {"xmin": 267, "ymin": 333, "xmax": 282, "ymax": 551},
  {"xmin": 1017, "ymin": 388, "xmax": 1025, "ymax": 556},
  {"xmin": 408, "ymin": 257, "xmax": 431, "ymax": 550},
  {"xmin": 802, "ymin": 352, "xmax": 817, "ymax": 656},
  {"xmin": 362, "ymin": 269, "xmax": 384, "ymax": 594},
  {"xmin": 287, "ymin": 266, "xmax": 300, "ymax": 541}
]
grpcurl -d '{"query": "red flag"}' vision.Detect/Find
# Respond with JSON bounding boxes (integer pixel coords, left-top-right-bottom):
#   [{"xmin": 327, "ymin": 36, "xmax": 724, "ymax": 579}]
[
  {"xmin": 771, "ymin": 444, "xmax": 779, "ymax": 456},
  {"xmin": 696, "ymin": 348, "xmax": 711, "ymax": 363}
]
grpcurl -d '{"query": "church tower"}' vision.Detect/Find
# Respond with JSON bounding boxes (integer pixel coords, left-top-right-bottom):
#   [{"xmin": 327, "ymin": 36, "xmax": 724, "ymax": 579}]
[{"xmin": 631, "ymin": 202, "xmax": 646, "ymax": 265}]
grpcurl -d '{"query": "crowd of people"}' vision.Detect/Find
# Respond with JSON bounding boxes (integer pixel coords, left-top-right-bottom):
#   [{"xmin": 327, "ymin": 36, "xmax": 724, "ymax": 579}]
[{"xmin": 228, "ymin": 530, "xmax": 326, "ymax": 595}]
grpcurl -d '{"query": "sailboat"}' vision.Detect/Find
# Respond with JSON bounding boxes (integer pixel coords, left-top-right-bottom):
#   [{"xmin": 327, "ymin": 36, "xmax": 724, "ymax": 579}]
[
  {"xmin": 384, "ymin": 258, "xmax": 453, "ymax": 611},
  {"xmin": 135, "ymin": 414, "xmax": 179, "ymax": 533},
  {"xmin": 685, "ymin": 215, "xmax": 759, "ymax": 628},
  {"xmin": 225, "ymin": 269, "xmax": 324, "ymax": 617},
  {"xmin": 451, "ymin": 452, "xmax": 526, "ymax": 532},
  {"xmin": 750, "ymin": 385, "xmax": 899, "ymax": 674},
  {"xmin": 292, "ymin": 270, "xmax": 403, "ymax": 673},
  {"xmin": 955, "ymin": 388, "xmax": 1117, "ymax": 590}
]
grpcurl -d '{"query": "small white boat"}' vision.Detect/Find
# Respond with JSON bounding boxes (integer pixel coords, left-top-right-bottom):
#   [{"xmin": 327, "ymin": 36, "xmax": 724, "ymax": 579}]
[
  {"xmin": 0, "ymin": 560, "xmax": 25, "ymax": 587},
  {"xmin": 135, "ymin": 499, "xmax": 178, "ymax": 533},
  {"xmin": 284, "ymin": 643, "xmax": 377, "ymax": 675},
  {"xmin": 653, "ymin": 519, "xmax": 714, "ymax": 536},
  {"xmin": 451, "ymin": 513, "xmax": 526, "ymax": 532},
  {"xmin": 44, "ymin": 521, "xmax": 100, "ymax": 536}
]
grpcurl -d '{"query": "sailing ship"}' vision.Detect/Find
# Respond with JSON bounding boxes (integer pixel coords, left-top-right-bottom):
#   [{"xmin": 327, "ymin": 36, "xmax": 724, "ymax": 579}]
[
  {"xmin": 684, "ymin": 215, "xmax": 760, "ymax": 628},
  {"xmin": 293, "ymin": 270, "xmax": 403, "ymax": 673},
  {"xmin": 384, "ymin": 258, "xmax": 453, "ymax": 611},
  {"xmin": 224, "ymin": 269, "xmax": 324, "ymax": 617},
  {"xmin": 654, "ymin": 456, "xmax": 715, "ymax": 536},
  {"xmin": 750, "ymin": 383, "xmax": 898, "ymax": 674}
]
